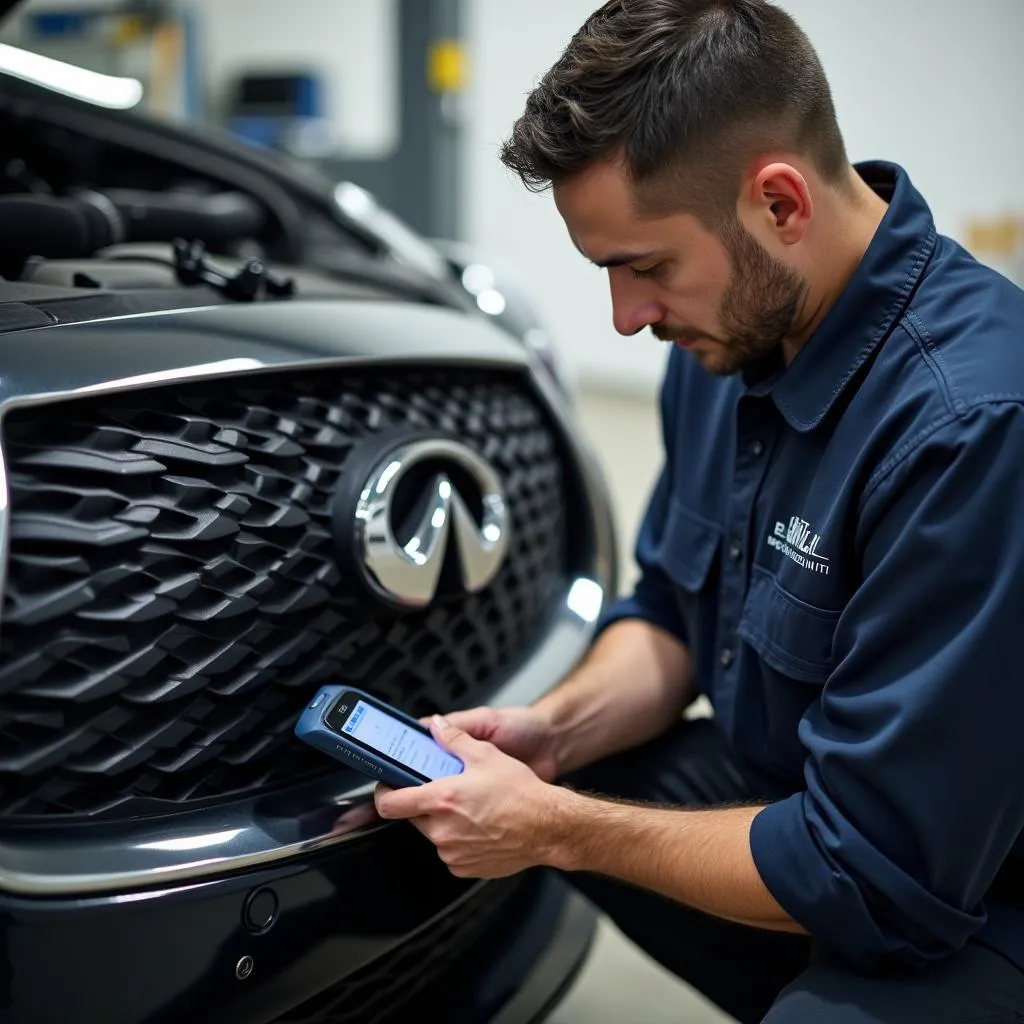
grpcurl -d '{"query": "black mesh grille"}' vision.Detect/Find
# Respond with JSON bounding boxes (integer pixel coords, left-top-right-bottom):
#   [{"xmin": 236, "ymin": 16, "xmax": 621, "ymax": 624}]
[{"xmin": 0, "ymin": 367, "xmax": 568, "ymax": 818}]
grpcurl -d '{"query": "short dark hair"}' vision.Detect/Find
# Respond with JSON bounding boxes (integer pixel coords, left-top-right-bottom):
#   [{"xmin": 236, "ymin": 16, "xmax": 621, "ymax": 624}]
[{"xmin": 501, "ymin": 0, "xmax": 849, "ymax": 225}]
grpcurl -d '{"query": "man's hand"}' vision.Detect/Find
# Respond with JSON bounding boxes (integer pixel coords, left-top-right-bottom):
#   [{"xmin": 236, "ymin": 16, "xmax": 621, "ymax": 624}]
[
  {"xmin": 374, "ymin": 715, "xmax": 566, "ymax": 878},
  {"xmin": 374, "ymin": 716, "xmax": 801, "ymax": 933},
  {"xmin": 434, "ymin": 705, "xmax": 560, "ymax": 781}
]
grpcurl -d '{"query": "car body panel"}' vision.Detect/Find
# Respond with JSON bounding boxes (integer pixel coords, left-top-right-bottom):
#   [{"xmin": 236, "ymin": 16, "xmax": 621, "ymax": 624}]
[
  {"xmin": 0, "ymin": 26, "xmax": 614, "ymax": 1018},
  {"xmin": 0, "ymin": 832, "xmax": 583, "ymax": 1023}
]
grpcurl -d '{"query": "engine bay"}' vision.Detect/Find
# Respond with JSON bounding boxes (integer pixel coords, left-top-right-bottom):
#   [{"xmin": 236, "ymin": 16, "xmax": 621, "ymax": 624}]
[{"xmin": 0, "ymin": 76, "xmax": 466, "ymax": 329}]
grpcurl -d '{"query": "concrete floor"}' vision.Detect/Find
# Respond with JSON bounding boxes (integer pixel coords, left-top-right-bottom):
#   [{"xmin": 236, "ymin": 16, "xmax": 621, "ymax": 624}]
[{"xmin": 540, "ymin": 386, "xmax": 733, "ymax": 1024}]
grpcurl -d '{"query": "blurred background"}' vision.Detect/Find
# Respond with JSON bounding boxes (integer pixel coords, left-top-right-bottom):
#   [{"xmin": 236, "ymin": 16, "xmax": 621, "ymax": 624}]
[{"xmin": 2, "ymin": 2, "xmax": 1020, "ymax": 1019}]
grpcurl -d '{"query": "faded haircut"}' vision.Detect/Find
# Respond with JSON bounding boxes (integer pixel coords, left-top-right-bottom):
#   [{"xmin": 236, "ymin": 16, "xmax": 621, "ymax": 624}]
[{"xmin": 501, "ymin": 0, "xmax": 849, "ymax": 226}]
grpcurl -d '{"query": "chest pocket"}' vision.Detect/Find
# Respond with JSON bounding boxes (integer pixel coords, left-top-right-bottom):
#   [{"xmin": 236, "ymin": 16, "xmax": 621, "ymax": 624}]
[
  {"xmin": 737, "ymin": 566, "xmax": 839, "ymax": 684},
  {"xmin": 736, "ymin": 566, "xmax": 841, "ymax": 776},
  {"xmin": 656, "ymin": 499, "xmax": 721, "ymax": 689},
  {"xmin": 659, "ymin": 499, "xmax": 720, "ymax": 592}
]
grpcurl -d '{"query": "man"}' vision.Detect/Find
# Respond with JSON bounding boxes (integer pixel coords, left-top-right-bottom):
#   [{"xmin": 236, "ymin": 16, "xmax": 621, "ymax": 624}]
[{"xmin": 374, "ymin": 1, "xmax": 1024, "ymax": 1020}]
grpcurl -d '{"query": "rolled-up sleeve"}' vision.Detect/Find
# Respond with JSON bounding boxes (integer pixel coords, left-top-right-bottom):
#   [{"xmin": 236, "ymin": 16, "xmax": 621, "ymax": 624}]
[{"xmin": 749, "ymin": 402, "xmax": 1024, "ymax": 968}]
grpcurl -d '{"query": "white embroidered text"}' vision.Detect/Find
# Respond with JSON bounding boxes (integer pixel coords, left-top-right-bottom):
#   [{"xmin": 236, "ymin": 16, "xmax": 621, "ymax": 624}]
[{"xmin": 767, "ymin": 516, "xmax": 830, "ymax": 576}]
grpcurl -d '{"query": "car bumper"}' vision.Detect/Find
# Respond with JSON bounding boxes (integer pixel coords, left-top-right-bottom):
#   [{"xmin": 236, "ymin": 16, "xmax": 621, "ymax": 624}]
[{"xmin": 0, "ymin": 819, "xmax": 594, "ymax": 1024}]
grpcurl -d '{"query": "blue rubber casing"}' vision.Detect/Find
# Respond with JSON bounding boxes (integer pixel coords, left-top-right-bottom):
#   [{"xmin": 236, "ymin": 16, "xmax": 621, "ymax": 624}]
[{"xmin": 294, "ymin": 685, "xmax": 463, "ymax": 788}]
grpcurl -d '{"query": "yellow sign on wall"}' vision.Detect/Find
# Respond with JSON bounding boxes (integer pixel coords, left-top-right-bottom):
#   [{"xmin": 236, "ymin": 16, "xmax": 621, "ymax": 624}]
[
  {"xmin": 428, "ymin": 40, "xmax": 468, "ymax": 93},
  {"xmin": 965, "ymin": 215, "xmax": 1024, "ymax": 286}
]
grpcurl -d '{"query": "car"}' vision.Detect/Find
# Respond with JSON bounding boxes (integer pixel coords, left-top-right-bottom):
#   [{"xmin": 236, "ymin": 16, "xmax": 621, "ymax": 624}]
[{"xmin": 0, "ymin": 11, "xmax": 618, "ymax": 1024}]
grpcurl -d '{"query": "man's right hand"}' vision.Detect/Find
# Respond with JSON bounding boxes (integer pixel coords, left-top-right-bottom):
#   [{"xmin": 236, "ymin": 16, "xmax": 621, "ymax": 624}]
[
  {"xmin": 431, "ymin": 622, "xmax": 694, "ymax": 783},
  {"xmin": 429, "ymin": 705, "xmax": 560, "ymax": 782}
]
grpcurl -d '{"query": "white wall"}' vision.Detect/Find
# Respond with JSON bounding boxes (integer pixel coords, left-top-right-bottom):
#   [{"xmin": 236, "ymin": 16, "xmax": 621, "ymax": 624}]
[
  {"xmin": 6, "ymin": 0, "xmax": 1020, "ymax": 396},
  {"xmin": 197, "ymin": 0, "xmax": 398, "ymax": 157},
  {"xmin": 465, "ymin": 0, "xmax": 1024, "ymax": 396},
  {"xmin": 3, "ymin": 0, "xmax": 400, "ymax": 157}
]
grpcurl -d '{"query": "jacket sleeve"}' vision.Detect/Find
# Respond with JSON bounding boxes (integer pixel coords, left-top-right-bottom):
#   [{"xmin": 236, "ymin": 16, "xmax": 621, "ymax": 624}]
[
  {"xmin": 749, "ymin": 402, "xmax": 1024, "ymax": 969},
  {"xmin": 596, "ymin": 353, "xmax": 689, "ymax": 646}
]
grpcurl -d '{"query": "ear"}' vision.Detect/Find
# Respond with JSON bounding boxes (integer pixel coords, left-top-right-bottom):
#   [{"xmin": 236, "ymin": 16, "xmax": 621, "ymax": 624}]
[{"xmin": 746, "ymin": 162, "xmax": 812, "ymax": 245}]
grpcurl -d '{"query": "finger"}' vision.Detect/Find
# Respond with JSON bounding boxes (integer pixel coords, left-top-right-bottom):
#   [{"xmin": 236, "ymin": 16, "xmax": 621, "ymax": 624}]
[
  {"xmin": 374, "ymin": 780, "xmax": 446, "ymax": 820},
  {"xmin": 429, "ymin": 714, "xmax": 485, "ymax": 759},
  {"xmin": 419, "ymin": 707, "xmax": 497, "ymax": 741},
  {"xmin": 405, "ymin": 815, "xmax": 435, "ymax": 841},
  {"xmin": 442, "ymin": 707, "xmax": 500, "ymax": 740},
  {"xmin": 373, "ymin": 783, "xmax": 392, "ymax": 816},
  {"xmin": 373, "ymin": 782, "xmax": 421, "ymax": 820},
  {"xmin": 443, "ymin": 856, "xmax": 501, "ymax": 880}
]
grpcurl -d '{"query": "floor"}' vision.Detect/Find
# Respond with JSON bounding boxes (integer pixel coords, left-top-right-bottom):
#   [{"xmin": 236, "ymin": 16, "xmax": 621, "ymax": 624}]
[{"xmin": 545, "ymin": 387, "xmax": 732, "ymax": 1024}]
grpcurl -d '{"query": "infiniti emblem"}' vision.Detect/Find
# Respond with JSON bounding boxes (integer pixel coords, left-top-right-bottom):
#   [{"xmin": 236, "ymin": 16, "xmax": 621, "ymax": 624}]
[{"xmin": 345, "ymin": 438, "xmax": 510, "ymax": 608}]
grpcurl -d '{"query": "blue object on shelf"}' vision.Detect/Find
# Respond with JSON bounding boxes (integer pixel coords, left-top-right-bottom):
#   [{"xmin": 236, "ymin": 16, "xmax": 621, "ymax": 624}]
[
  {"xmin": 29, "ymin": 11, "xmax": 92, "ymax": 37},
  {"xmin": 294, "ymin": 74, "xmax": 320, "ymax": 118},
  {"xmin": 228, "ymin": 116, "xmax": 283, "ymax": 150},
  {"xmin": 227, "ymin": 72, "xmax": 326, "ymax": 153}
]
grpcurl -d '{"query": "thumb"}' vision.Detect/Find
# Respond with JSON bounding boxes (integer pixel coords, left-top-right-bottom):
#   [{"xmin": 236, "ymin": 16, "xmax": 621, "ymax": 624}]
[{"xmin": 429, "ymin": 714, "xmax": 481, "ymax": 759}]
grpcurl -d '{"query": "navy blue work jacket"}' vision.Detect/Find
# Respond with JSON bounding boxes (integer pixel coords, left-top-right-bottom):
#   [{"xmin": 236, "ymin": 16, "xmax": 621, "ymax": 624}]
[{"xmin": 601, "ymin": 161, "xmax": 1024, "ymax": 971}]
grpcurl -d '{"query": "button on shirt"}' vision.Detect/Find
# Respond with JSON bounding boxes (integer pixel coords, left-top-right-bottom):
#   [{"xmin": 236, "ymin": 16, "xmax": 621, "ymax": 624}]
[{"xmin": 600, "ymin": 162, "xmax": 1024, "ymax": 972}]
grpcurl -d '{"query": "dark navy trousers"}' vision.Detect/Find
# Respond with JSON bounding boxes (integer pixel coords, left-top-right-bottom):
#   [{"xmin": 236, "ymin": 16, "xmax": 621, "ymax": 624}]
[{"xmin": 561, "ymin": 719, "xmax": 1024, "ymax": 1023}]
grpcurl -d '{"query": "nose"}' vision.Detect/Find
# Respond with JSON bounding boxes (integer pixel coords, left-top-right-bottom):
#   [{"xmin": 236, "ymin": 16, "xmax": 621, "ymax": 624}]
[{"xmin": 609, "ymin": 275, "xmax": 666, "ymax": 337}]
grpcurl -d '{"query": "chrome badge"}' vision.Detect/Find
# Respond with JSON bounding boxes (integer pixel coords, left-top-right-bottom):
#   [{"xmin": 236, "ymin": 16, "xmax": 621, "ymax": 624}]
[{"xmin": 343, "ymin": 437, "xmax": 510, "ymax": 608}]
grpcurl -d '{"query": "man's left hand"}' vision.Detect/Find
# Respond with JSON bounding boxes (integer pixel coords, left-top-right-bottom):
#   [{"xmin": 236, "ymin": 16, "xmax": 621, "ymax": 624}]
[{"xmin": 373, "ymin": 715, "xmax": 564, "ymax": 878}]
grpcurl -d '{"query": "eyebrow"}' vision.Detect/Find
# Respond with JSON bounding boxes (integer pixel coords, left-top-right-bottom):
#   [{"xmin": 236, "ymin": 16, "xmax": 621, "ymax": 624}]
[
  {"xmin": 590, "ymin": 250, "xmax": 659, "ymax": 269},
  {"xmin": 566, "ymin": 233, "xmax": 661, "ymax": 270}
]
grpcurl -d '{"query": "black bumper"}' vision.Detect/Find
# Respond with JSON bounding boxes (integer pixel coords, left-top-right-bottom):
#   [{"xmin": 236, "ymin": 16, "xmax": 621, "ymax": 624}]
[{"xmin": 0, "ymin": 820, "xmax": 594, "ymax": 1024}]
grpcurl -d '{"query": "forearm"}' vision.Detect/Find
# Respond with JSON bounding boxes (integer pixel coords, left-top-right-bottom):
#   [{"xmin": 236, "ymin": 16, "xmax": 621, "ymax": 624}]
[
  {"xmin": 533, "ymin": 619, "xmax": 694, "ymax": 775},
  {"xmin": 547, "ymin": 790, "xmax": 804, "ymax": 934}
]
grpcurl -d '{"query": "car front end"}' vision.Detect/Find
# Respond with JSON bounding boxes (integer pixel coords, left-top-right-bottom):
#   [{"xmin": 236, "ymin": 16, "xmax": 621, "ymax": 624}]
[{"xmin": 0, "ymin": 299, "xmax": 616, "ymax": 1022}]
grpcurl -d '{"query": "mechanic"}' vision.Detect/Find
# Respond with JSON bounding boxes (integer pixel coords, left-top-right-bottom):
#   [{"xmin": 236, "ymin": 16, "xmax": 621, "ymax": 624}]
[{"xmin": 373, "ymin": 1, "xmax": 1024, "ymax": 1021}]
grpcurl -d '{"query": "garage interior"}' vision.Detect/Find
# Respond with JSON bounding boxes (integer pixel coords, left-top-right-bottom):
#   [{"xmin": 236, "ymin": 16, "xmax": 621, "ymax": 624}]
[{"xmin": 1, "ymin": 1, "xmax": 1023, "ymax": 1022}]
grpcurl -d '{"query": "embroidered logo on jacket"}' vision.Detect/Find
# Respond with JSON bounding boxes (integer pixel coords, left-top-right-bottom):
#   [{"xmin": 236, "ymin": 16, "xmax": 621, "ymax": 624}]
[{"xmin": 767, "ymin": 516, "xmax": 830, "ymax": 576}]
